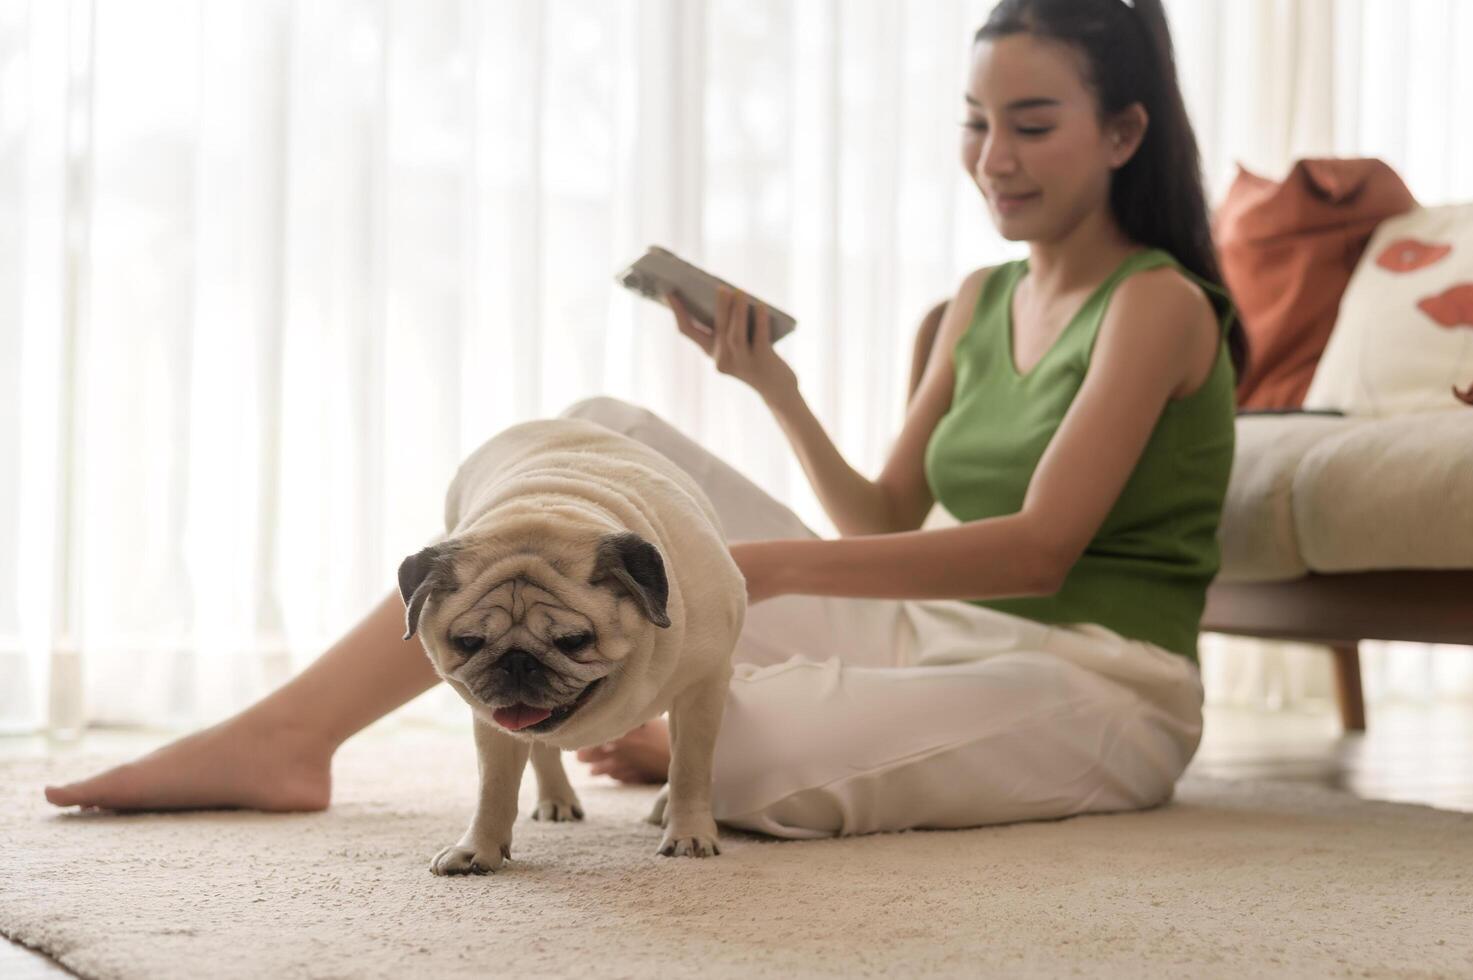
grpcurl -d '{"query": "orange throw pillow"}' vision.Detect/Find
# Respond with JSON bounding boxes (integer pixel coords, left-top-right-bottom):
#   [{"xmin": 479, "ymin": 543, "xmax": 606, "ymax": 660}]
[{"xmin": 1213, "ymin": 159, "xmax": 1417, "ymax": 410}]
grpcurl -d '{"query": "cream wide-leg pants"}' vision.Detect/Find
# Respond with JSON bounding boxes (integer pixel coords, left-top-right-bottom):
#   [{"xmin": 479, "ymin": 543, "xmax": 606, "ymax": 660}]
[{"xmin": 559, "ymin": 396, "xmax": 1205, "ymax": 841}]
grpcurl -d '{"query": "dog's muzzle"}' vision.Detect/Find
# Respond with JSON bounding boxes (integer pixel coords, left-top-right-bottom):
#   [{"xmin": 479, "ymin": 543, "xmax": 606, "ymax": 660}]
[{"xmin": 476, "ymin": 649, "xmax": 603, "ymax": 733}]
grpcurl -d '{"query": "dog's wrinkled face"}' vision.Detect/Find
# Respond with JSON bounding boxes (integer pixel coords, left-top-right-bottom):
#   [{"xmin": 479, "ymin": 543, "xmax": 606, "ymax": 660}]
[
  {"xmin": 437, "ymin": 575, "xmax": 610, "ymax": 733},
  {"xmin": 398, "ymin": 529, "xmax": 670, "ymax": 737}
]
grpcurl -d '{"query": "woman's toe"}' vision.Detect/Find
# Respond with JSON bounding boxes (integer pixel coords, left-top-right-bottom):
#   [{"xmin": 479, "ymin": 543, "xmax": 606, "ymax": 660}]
[{"xmin": 44, "ymin": 784, "xmax": 76, "ymax": 806}]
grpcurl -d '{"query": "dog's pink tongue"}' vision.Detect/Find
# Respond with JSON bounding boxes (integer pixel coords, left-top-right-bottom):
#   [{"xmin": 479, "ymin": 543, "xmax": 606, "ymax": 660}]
[{"xmin": 493, "ymin": 704, "xmax": 553, "ymax": 731}]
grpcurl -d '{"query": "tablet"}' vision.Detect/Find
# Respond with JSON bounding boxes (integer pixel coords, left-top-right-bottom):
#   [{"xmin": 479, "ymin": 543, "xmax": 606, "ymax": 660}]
[{"xmin": 615, "ymin": 246, "xmax": 797, "ymax": 343}]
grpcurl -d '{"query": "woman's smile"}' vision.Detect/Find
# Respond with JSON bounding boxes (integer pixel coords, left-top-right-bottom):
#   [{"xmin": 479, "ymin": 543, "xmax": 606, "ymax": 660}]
[{"xmin": 992, "ymin": 191, "xmax": 1041, "ymax": 215}]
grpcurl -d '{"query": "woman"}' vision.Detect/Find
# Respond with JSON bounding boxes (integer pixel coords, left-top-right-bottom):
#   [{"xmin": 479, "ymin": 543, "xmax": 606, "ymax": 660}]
[{"xmin": 46, "ymin": 0, "xmax": 1244, "ymax": 840}]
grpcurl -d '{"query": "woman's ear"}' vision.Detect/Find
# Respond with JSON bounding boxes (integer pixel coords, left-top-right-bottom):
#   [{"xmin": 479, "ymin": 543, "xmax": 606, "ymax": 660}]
[{"xmin": 1107, "ymin": 103, "xmax": 1149, "ymax": 168}]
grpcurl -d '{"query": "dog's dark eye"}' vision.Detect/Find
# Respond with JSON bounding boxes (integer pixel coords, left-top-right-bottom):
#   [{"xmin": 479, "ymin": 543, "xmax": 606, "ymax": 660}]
[
  {"xmin": 553, "ymin": 632, "xmax": 594, "ymax": 654},
  {"xmin": 452, "ymin": 635, "xmax": 485, "ymax": 654}
]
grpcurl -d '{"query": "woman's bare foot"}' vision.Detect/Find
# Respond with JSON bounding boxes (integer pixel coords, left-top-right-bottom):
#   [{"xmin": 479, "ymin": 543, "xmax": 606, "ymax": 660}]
[
  {"xmin": 575, "ymin": 717, "xmax": 670, "ymax": 785},
  {"xmin": 43, "ymin": 715, "xmax": 335, "ymax": 813}
]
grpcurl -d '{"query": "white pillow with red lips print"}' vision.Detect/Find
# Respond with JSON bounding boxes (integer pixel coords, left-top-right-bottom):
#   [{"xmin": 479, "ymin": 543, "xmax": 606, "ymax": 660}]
[{"xmin": 1304, "ymin": 202, "xmax": 1473, "ymax": 416}]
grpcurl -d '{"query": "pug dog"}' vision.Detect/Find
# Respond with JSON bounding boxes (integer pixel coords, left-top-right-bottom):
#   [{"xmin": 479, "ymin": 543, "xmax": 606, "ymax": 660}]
[{"xmin": 398, "ymin": 416, "xmax": 746, "ymax": 874}]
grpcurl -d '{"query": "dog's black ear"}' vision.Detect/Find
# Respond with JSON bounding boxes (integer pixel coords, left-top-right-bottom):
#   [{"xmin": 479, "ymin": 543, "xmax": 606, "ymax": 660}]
[
  {"xmin": 397, "ymin": 541, "xmax": 460, "ymax": 640},
  {"xmin": 590, "ymin": 531, "xmax": 671, "ymax": 629}
]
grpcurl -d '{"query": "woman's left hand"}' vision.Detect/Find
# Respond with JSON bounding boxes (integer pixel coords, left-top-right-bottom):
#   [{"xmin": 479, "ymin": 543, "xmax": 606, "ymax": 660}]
[{"xmin": 729, "ymin": 541, "xmax": 785, "ymax": 605}]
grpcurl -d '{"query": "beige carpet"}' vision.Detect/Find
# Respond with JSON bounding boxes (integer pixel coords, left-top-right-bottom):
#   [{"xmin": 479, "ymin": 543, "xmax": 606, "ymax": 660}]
[{"xmin": 4, "ymin": 732, "xmax": 1470, "ymax": 979}]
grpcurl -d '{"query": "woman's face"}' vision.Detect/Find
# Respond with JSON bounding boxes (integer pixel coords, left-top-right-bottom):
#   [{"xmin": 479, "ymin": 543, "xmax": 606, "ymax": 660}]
[{"xmin": 961, "ymin": 34, "xmax": 1134, "ymax": 243}]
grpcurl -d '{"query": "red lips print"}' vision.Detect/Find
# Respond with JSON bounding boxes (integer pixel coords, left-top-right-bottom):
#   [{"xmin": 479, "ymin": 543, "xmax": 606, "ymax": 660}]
[
  {"xmin": 1377, "ymin": 238, "xmax": 1453, "ymax": 273},
  {"xmin": 1417, "ymin": 283, "xmax": 1473, "ymax": 328},
  {"xmin": 1413, "ymin": 283, "xmax": 1473, "ymax": 408}
]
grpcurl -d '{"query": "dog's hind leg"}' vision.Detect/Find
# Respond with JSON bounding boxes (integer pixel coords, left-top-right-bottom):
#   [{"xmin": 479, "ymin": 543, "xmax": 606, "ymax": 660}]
[{"xmin": 529, "ymin": 742, "xmax": 585, "ymax": 822}]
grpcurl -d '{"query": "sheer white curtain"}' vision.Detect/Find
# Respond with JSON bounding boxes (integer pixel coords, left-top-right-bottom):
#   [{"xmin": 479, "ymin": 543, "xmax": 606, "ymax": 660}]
[
  {"xmin": 1176, "ymin": 0, "xmax": 1473, "ymax": 710},
  {"xmin": 2, "ymin": 0, "xmax": 1469, "ymax": 736}
]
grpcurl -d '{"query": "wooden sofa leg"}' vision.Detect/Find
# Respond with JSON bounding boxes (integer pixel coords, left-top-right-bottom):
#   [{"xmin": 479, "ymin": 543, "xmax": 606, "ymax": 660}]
[{"xmin": 1330, "ymin": 643, "xmax": 1367, "ymax": 733}]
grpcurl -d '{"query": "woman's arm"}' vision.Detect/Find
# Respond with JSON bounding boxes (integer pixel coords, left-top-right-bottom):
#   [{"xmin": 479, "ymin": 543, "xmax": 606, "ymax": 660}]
[
  {"xmin": 669, "ymin": 270, "xmax": 992, "ymax": 537},
  {"xmin": 759, "ymin": 384, "xmax": 891, "ymax": 536},
  {"xmin": 735, "ymin": 512, "xmax": 1059, "ymax": 602},
  {"xmin": 666, "ymin": 285, "xmax": 889, "ymax": 535},
  {"xmin": 735, "ymin": 267, "xmax": 1219, "ymax": 603}
]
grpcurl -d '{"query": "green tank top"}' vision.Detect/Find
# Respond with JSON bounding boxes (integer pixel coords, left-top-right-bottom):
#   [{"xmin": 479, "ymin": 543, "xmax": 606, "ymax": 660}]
[{"xmin": 922, "ymin": 248, "xmax": 1237, "ymax": 662}]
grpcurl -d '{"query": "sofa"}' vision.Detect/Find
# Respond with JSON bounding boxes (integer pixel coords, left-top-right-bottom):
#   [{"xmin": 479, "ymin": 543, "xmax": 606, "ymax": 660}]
[
  {"xmin": 908, "ymin": 160, "xmax": 1473, "ymax": 732},
  {"xmin": 907, "ymin": 304, "xmax": 1473, "ymax": 733},
  {"xmin": 1204, "ymin": 411, "xmax": 1473, "ymax": 731},
  {"xmin": 1205, "ymin": 161, "xmax": 1473, "ymax": 731}
]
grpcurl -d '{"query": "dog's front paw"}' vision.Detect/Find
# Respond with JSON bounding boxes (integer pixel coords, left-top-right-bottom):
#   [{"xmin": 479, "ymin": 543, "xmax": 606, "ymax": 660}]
[
  {"xmin": 531, "ymin": 797, "xmax": 584, "ymax": 822},
  {"xmin": 657, "ymin": 829, "xmax": 721, "ymax": 858},
  {"xmin": 429, "ymin": 837, "xmax": 512, "ymax": 876},
  {"xmin": 657, "ymin": 812, "xmax": 721, "ymax": 858}
]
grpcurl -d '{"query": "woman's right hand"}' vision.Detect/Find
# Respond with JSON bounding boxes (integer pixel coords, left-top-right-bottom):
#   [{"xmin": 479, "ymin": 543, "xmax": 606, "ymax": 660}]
[{"xmin": 666, "ymin": 285, "xmax": 799, "ymax": 405}]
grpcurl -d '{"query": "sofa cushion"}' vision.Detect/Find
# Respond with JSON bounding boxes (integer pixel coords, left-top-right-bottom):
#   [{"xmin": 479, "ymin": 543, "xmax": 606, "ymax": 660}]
[
  {"xmin": 1303, "ymin": 202, "xmax": 1473, "ymax": 416},
  {"xmin": 1220, "ymin": 412, "xmax": 1473, "ymax": 582},
  {"xmin": 1213, "ymin": 159, "xmax": 1416, "ymax": 411},
  {"xmin": 1294, "ymin": 410, "xmax": 1473, "ymax": 572},
  {"xmin": 1219, "ymin": 414, "xmax": 1359, "ymax": 582}
]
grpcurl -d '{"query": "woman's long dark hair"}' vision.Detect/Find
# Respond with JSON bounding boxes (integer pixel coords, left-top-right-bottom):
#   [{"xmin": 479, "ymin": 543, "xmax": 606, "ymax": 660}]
[{"xmin": 976, "ymin": 0, "xmax": 1248, "ymax": 378}]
